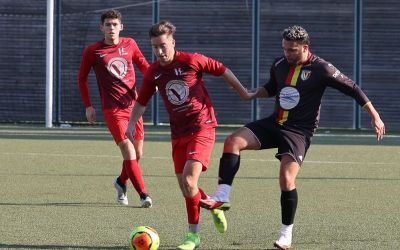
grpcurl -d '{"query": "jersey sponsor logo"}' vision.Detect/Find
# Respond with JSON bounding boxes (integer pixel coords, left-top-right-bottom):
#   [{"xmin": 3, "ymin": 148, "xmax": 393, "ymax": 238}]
[
  {"xmin": 279, "ymin": 86, "xmax": 300, "ymax": 110},
  {"xmin": 107, "ymin": 57, "xmax": 128, "ymax": 79},
  {"xmin": 99, "ymin": 54, "xmax": 107, "ymax": 58},
  {"xmin": 166, "ymin": 80, "xmax": 189, "ymax": 105},
  {"xmin": 300, "ymin": 70, "xmax": 311, "ymax": 81},
  {"xmin": 118, "ymin": 47, "xmax": 128, "ymax": 56},
  {"xmin": 174, "ymin": 68, "xmax": 187, "ymax": 76},
  {"xmin": 154, "ymin": 74, "xmax": 162, "ymax": 80},
  {"xmin": 328, "ymin": 63, "xmax": 341, "ymax": 78},
  {"xmin": 332, "ymin": 69, "xmax": 341, "ymax": 78}
]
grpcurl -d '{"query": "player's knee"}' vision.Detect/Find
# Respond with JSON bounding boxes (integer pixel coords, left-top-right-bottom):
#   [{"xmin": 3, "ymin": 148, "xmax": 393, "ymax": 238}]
[
  {"xmin": 181, "ymin": 177, "xmax": 197, "ymax": 195},
  {"xmin": 279, "ymin": 173, "xmax": 296, "ymax": 191},
  {"xmin": 134, "ymin": 140, "xmax": 144, "ymax": 161},
  {"xmin": 223, "ymin": 134, "xmax": 243, "ymax": 152},
  {"xmin": 279, "ymin": 177, "xmax": 290, "ymax": 191},
  {"xmin": 118, "ymin": 139, "xmax": 137, "ymax": 160},
  {"xmin": 182, "ymin": 177, "xmax": 195, "ymax": 189},
  {"xmin": 118, "ymin": 139, "xmax": 130, "ymax": 151},
  {"xmin": 135, "ymin": 149, "xmax": 143, "ymax": 161}
]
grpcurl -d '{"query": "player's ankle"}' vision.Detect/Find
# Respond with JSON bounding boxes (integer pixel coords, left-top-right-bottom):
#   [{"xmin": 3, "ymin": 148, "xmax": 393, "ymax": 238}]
[{"xmin": 212, "ymin": 184, "xmax": 231, "ymax": 202}]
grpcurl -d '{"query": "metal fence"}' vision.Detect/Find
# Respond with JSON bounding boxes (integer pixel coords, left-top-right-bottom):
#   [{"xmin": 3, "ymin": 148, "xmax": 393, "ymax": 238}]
[{"xmin": 1, "ymin": 0, "xmax": 399, "ymax": 130}]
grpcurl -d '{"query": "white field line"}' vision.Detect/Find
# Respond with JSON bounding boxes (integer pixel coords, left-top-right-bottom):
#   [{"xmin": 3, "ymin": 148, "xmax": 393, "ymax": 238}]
[
  {"xmin": 0, "ymin": 151, "xmax": 395, "ymax": 165},
  {"xmin": 1, "ymin": 129, "xmax": 400, "ymax": 138}
]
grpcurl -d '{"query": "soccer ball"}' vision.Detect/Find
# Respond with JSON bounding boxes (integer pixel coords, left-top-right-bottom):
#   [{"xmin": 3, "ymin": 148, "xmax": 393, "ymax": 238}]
[{"xmin": 129, "ymin": 226, "xmax": 160, "ymax": 250}]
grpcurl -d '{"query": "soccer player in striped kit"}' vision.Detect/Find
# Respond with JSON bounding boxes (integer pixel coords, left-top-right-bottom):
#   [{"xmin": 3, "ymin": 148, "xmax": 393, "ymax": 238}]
[
  {"xmin": 200, "ymin": 25, "xmax": 385, "ymax": 249},
  {"xmin": 125, "ymin": 20, "xmax": 255, "ymax": 250},
  {"xmin": 78, "ymin": 10, "xmax": 152, "ymax": 208}
]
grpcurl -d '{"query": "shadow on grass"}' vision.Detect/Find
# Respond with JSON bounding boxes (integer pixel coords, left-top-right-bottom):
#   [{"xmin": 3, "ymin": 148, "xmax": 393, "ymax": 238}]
[
  {"xmin": 0, "ymin": 244, "xmax": 124, "ymax": 249},
  {"xmin": 0, "ymin": 202, "xmax": 144, "ymax": 208},
  {"xmin": 0, "ymin": 244, "xmax": 263, "ymax": 250}
]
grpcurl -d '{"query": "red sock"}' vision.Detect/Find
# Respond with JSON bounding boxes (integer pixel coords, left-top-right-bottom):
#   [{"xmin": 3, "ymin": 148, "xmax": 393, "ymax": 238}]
[
  {"xmin": 185, "ymin": 191, "xmax": 201, "ymax": 224},
  {"xmin": 119, "ymin": 162, "xmax": 129, "ymax": 185},
  {"xmin": 198, "ymin": 187, "xmax": 208, "ymax": 199},
  {"xmin": 123, "ymin": 160, "xmax": 147, "ymax": 197}
]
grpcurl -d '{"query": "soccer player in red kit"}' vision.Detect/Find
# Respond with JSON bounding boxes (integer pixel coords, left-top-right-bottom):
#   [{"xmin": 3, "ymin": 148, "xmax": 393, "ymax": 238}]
[
  {"xmin": 125, "ymin": 21, "xmax": 256, "ymax": 250},
  {"xmin": 78, "ymin": 10, "xmax": 152, "ymax": 208}
]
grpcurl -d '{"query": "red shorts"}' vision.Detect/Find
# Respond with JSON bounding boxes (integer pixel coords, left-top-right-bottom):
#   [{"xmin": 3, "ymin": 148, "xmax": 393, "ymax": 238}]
[
  {"xmin": 103, "ymin": 108, "xmax": 144, "ymax": 144},
  {"xmin": 171, "ymin": 128, "xmax": 216, "ymax": 174}
]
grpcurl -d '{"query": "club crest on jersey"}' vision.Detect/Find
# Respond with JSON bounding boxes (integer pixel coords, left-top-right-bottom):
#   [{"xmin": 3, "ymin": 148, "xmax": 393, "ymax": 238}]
[
  {"xmin": 107, "ymin": 57, "xmax": 128, "ymax": 79},
  {"xmin": 300, "ymin": 70, "xmax": 311, "ymax": 81},
  {"xmin": 166, "ymin": 80, "xmax": 189, "ymax": 105}
]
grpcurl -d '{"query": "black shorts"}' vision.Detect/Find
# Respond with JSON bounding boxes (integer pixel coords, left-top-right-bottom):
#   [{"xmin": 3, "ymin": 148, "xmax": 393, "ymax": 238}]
[{"xmin": 244, "ymin": 117, "xmax": 311, "ymax": 165}]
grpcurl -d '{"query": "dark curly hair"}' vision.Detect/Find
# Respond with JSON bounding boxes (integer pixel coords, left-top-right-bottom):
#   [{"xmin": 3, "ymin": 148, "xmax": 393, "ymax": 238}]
[
  {"xmin": 282, "ymin": 25, "xmax": 310, "ymax": 45},
  {"xmin": 101, "ymin": 9, "xmax": 122, "ymax": 24}
]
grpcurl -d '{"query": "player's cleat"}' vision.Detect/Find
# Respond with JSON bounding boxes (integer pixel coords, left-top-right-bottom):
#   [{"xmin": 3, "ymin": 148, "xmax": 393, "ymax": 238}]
[
  {"xmin": 199, "ymin": 197, "xmax": 231, "ymax": 211},
  {"xmin": 211, "ymin": 209, "xmax": 227, "ymax": 233},
  {"xmin": 273, "ymin": 233, "xmax": 292, "ymax": 250},
  {"xmin": 176, "ymin": 232, "xmax": 200, "ymax": 250},
  {"xmin": 140, "ymin": 195, "xmax": 153, "ymax": 208},
  {"xmin": 113, "ymin": 178, "xmax": 128, "ymax": 205}
]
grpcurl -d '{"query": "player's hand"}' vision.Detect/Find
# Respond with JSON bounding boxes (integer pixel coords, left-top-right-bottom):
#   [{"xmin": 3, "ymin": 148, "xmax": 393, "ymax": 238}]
[
  {"xmin": 238, "ymin": 88, "xmax": 256, "ymax": 101},
  {"xmin": 372, "ymin": 117, "xmax": 385, "ymax": 141},
  {"xmin": 85, "ymin": 106, "xmax": 96, "ymax": 124},
  {"xmin": 245, "ymin": 88, "xmax": 260, "ymax": 100},
  {"xmin": 125, "ymin": 121, "xmax": 136, "ymax": 144},
  {"xmin": 241, "ymin": 87, "xmax": 268, "ymax": 100}
]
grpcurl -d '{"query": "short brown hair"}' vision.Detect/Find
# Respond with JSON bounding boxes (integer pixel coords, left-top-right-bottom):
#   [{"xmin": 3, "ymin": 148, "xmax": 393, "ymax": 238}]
[
  {"xmin": 149, "ymin": 20, "xmax": 176, "ymax": 38},
  {"xmin": 282, "ymin": 25, "xmax": 310, "ymax": 45},
  {"xmin": 101, "ymin": 9, "xmax": 122, "ymax": 24}
]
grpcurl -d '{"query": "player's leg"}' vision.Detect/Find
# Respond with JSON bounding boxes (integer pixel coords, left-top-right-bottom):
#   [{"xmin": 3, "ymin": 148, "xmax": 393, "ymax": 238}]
[
  {"xmin": 118, "ymin": 139, "xmax": 151, "ymax": 207},
  {"xmin": 105, "ymin": 108, "xmax": 150, "ymax": 207},
  {"xmin": 274, "ymin": 155, "xmax": 299, "ymax": 250},
  {"xmin": 174, "ymin": 128, "xmax": 224, "ymax": 249},
  {"xmin": 104, "ymin": 109, "xmax": 129, "ymax": 205},
  {"xmin": 133, "ymin": 116, "xmax": 144, "ymax": 161},
  {"xmin": 274, "ymin": 129, "xmax": 310, "ymax": 249},
  {"xmin": 199, "ymin": 126, "xmax": 260, "ymax": 210},
  {"xmin": 176, "ymin": 160, "xmax": 203, "ymax": 250},
  {"xmin": 133, "ymin": 139, "xmax": 143, "ymax": 161},
  {"xmin": 129, "ymin": 117, "xmax": 152, "ymax": 206},
  {"xmin": 172, "ymin": 136, "xmax": 201, "ymax": 250},
  {"xmin": 179, "ymin": 160, "xmax": 203, "ymax": 228}
]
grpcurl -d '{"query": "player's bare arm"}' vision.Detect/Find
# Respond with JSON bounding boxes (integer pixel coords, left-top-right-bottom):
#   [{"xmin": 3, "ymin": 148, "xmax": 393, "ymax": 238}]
[
  {"xmin": 222, "ymin": 68, "xmax": 254, "ymax": 100},
  {"xmin": 362, "ymin": 102, "xmax": 385, "ymax": 141},
  {"xmin": 126, "ymin": 103, "xmax": 147, "ymax": 143}
]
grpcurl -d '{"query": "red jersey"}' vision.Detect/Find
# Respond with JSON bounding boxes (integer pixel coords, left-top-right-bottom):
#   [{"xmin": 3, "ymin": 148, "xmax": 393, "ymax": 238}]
[
  {"xmin": 78, "ymin": 37, "xmax": 149, "ymax": 110},
  {"xmin": 137, "ymin": 51, "xmax": 226, "ymax": 139}
]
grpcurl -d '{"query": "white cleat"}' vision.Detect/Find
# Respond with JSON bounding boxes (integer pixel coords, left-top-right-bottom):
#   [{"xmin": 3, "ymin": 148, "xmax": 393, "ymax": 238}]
[
  {"xmin": 140, "ymin": 195, "xmax": 152, "ymax": 208},
  {"xmin": 273, "ymin": 225, "xmax": 292, "ymax": 250},
  {"xmin": 113, "ymin": 178, "xmax": 128, "ymax": 205},
  {"xmin": 273, "ymin": 238, "xmax": 291, "ymax": 250}
]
